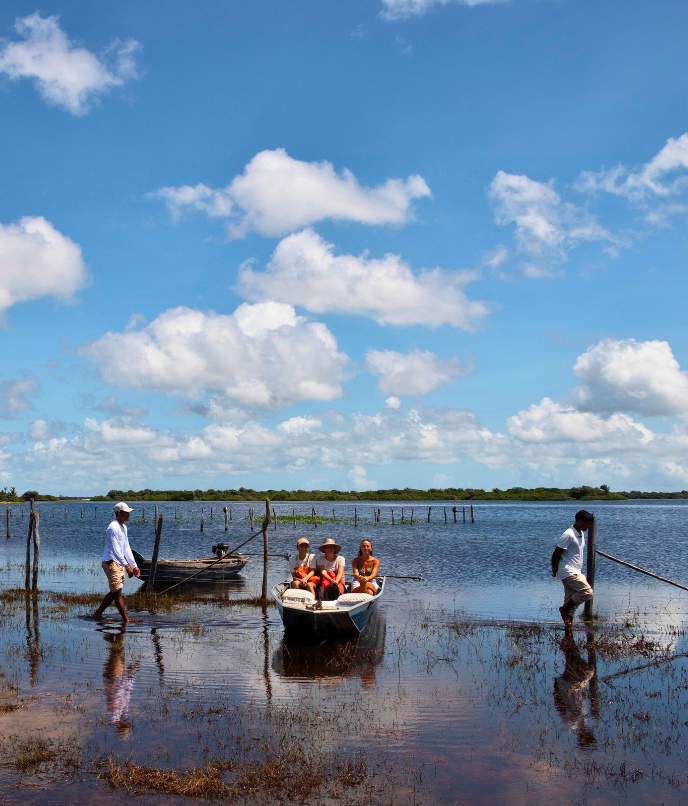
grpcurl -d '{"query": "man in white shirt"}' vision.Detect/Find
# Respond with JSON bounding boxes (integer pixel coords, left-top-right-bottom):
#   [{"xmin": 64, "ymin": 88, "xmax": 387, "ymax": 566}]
[
  {"xmin": 551, "ymin": 510, "xmax": 595, "ymax": 629},
  {"xmin": 93, "ymin": 502, "xmax": 140, "ymax": 622}
]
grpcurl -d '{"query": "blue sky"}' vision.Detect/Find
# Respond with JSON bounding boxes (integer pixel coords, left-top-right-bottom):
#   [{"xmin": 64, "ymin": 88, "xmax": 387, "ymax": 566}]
[{"xmin": 1, "ymin": 0, "xmax": 688, "ymax": 494}]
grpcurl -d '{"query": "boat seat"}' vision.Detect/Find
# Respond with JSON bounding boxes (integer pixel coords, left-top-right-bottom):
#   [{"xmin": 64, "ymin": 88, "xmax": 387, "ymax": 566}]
[
  {"xmin": 336, "ymin": 592, "xmax": 373, "ymax": 606},
  {"xmin": 282, "ymin": 589, "xmax": 315, "ymax": 604}
]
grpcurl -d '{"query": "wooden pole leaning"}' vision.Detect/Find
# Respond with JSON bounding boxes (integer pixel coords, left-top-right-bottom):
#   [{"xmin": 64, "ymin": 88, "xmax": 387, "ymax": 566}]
[
  {"xmin": 25, "ymin": 499, "xmax": 34, "ymax": 590},
  {"xmin": 149, "ymin": 513, "xmax": 164, "ymax": 588},
  {"xmin": 31, "ymin": 511, "xmax": 40, "ymax": 591},
  {"xmin": 583, "ymin": 513, "xmax": 597, "ymax": 620},
  {"xmin": 261, "ymin": 499, "xmax": 270, "ymax": 601}
]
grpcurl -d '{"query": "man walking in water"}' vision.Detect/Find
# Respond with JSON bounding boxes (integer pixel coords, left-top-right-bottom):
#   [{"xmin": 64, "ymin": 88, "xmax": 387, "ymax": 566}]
[
  {"xmin": 93, "ymin": 502, "xmax": 140, "ymax": 622},
  {"xmin": 552, "ymin": 510, "xmax": 595, "ymax": 629}
]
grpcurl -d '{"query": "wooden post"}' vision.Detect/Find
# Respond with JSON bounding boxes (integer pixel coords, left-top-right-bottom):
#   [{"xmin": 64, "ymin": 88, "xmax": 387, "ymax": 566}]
[
  {"xmin": 211, "ymin": 507, "xmax": 213, "ymax": 520},
  {"xmin": 155, "ymin": 504, "xmax": 158, "ymax": 528},
  {"xmin": 6, "ymin": 507, "xmax": 9, "ymax": 539},
  {"xmin": 377, "ymin": 507, "xmax": 381, "ymax": 524},
  {"xmin": 391, "ymin": 508, "xmax": 394, "ymax": 525},
  {"xmin": 94, "ymin": 507, "xmax": 97, "ymax": 519},
  {"xmin": 149, "ymin": 513, "xmax": 164, "ymax": 588},
  {"xmin": 31, "ymin": 511, "xmax": 39, "ymax": 591},
  {"xmin": 64, "ymin": 507, "xmax": 67, "ymax": 519},
  {"xmin": 230, "ymin": 507, "xmax": 232, "ymax": 521},
  {"xmin": 81, "ymin": 507, "xmax": 83, "ymax": 518},
  {"xmin": 444, "ymin": 507, "xmax": 447, "ymax": 523},
  {"xmin": 224, "ymin": 506, "xmax": 228, "ymax": 531},
  {"xmin": 312, "ymin": 507, "xmax": 317, "ymax": 528},
  {"xmin": 249, "ymin": 508, "xmax": 254, "ymax": 530},
  {"xmin": 332, "ymin": 508, "xmax": 335, "ymax": 520},
  {"xmin": 25, "ymin": 499, "xmax": 34, "ymax": 590},
  {"xmin": 261, "ymin": 499, "xmax": 270, "ymax": 600},
  {"xmin": 143, "ymin": 506, "xmax": 145, "ymax": 520},
  {"xmin": 174, "ymin": 507, "xmax": 177, "ymax": 520},
  {"xmin": 200, "ymin": 508, "xmax": 204, "ymax": 532},
  {"xmin": 52, "ymin": 508, "xmax": 55, "ymax": 518},
  {"xmin": 427, "ymin": 507, "xmax": 431, "ymax": 523},
  {"xmin": 583, "ymin": 513, "xmax": 597, "ymax": 620},
  {"xmin": 293, "ymin": 508, "xmax": 296, "ymax": 528},
  {"xmin": 273, "ymin": 507, "xmax": 277, "ymax": 530},
  {"xmin": 463, "ymin": 507, "xmax": 466, "ymax": 523},
  {"xmin": 410, "ymin": 508, "xmax": 414, "ymax": 525},
  {"xmin": 452, "ymin": 506, "xmax": 457, "ymax": 523},
  {"xmin": 401, "ymin": 507, "xmax": 404, "ymax": 522},
  {"xmin": 354, "ymin": 506, "xmax": 358, "ymax": 527},
  {"xmin": 471, "ymin": 505, "xmax": 475, "ymax": 523}
]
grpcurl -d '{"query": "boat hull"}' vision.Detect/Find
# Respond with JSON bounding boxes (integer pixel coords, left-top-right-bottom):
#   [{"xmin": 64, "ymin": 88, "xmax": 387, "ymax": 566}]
[
  {"xmin": 132, "ymin": 549, "xmax": 247, "ymax": 583},
  {"xmin": 272, "ymin": 577, "xmax": 385, "ymax": 641}
]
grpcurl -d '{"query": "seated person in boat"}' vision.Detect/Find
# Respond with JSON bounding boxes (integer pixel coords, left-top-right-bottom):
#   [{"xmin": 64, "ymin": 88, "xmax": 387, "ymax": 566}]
[
  {"xmin": 316, "ymin": 538, "xmax": 345, "ymax": 597},
  {"xmin": 351, "ymin": 540, "xmax": 379, "ymax": 595},
  {"xmin": 289, "ymin": 537, "xmax": 319, "ymax": 595}
]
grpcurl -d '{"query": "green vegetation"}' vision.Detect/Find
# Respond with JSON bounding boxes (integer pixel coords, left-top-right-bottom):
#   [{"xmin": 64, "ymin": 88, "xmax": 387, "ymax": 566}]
[
  {"xmin": 2, "ymin": 485, "xmax": 685, "ymax": 504},
  {"xmin": 84, "ymin": 485, "xmax": 688, "ymax": 501}
]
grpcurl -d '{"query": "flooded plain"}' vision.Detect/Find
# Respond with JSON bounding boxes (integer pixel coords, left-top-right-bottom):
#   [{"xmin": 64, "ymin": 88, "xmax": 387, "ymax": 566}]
[{"xmin": 1, "ymin": 500, "xmax": 688, "ymax": 805}]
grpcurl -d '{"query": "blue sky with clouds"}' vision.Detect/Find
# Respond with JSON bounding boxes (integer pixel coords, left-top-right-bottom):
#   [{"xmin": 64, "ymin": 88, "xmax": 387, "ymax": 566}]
[{"xmin": 0, "ymin": 0, "xmax": 687, "ymax": 494}]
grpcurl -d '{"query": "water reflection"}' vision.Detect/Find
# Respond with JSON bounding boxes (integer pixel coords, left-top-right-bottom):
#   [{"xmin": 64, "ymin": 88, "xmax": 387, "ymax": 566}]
[
  {"xmin": 24, "ymin": 592, "xmax": 40, "ymax": 687},
  {"xmin": 272, "ymin": 611, "xmax": 386, "ymax": 685},
  {"xmin": 101, "ymin": 626, "xmax": 140, "ymax": 735},
  {"xmin": 553, "ymin": 632, "xmax": 599, "ymax": 748},
  {"xmin": 143, "ymin": 578, "xmax": 247, "ymax": 599}
]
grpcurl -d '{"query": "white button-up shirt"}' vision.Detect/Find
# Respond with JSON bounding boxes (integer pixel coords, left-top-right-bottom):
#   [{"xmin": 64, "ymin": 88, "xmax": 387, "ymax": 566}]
[{"xmin": 102, "ymin": 520, "xmax": 136, "ymax": 568}]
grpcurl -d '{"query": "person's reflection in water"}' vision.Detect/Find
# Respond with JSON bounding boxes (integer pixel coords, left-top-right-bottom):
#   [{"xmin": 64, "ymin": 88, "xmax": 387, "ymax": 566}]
[
  {"xmin": 553, "ymin": 633, "xmax": 598, "ymax": 748},
  {"xmin": 102, "ymin": 627, "xmax": 140, "ymax": 736}
]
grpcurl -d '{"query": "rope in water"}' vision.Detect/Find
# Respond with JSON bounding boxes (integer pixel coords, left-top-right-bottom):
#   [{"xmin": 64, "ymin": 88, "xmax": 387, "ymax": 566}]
[{"xmin": 596, "ymin": 549, "xmax": 688, "ymax": 592}]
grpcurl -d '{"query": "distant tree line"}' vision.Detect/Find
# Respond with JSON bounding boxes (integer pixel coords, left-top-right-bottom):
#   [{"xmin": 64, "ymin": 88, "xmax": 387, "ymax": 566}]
[{"xmin": 2, "ymin": 485, "xmax": 686, "ymax": 504}]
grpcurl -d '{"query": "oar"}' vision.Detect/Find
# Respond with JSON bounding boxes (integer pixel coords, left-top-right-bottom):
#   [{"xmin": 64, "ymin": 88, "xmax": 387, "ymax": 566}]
[{"xmin": 378, "ymin": 574, "xmax": 424, "ymax": 581}]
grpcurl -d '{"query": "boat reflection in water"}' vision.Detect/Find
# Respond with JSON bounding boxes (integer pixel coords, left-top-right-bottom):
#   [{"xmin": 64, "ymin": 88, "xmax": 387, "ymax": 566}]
[{"xmin": 272, "ymin": 610, "xmax": 386, "ymax": 687}]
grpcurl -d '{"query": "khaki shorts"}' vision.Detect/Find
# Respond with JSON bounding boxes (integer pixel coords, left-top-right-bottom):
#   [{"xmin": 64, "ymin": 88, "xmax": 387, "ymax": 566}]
[
  {"xmin": 102, "ymin": 560, "xmax": 125, "ymax": 593},
  {"xmin": 562, "ymin": 573, "xmax": 593, "ymax": 607}
]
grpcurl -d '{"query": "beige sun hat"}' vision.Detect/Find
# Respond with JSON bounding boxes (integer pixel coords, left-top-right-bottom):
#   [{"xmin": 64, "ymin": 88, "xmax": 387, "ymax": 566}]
[{"xmin": 318, "ymin": 537, "xmax": 342, "ymax": 554}]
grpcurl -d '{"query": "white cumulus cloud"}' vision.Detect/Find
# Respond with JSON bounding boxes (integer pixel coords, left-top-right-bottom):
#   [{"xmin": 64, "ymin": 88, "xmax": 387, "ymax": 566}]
[
  {"xmin": 489, "ymin": 170, "xmax": 614, "ymax": 276},
  {"xmin": 570, "ymin": 338, "xmax": 688, "ymax": 416},
  {"xmin": 0, "ymin": 377, "xmax": 39, "ymax": 417},
  {"xmin": 365, "ymin": 348, "xmax": 471, "ymax": 396},
  {"xmin": 576, "ymin": 133, "xmax": 688, "ymax": 203},
  {"xmin": 0, "ymin": 13, "xmax": 139, "ymax": 115},
  {"xmin": 150, "ymin": 148, "xmax": 431, "ymax": 238},
  {"xmin": 380, "ymin": 0, "xmax": 507, "ymax": 20},
  {"xmin": 80, "ymin": 301, "xmax": 349, "ymax": 410},
  {"xmin": 0, "ymin": 216, "xmax": 86, "ymax": 313},
  {"xmin": 237, "ymin": 228, "xmax": 489, "ymax": 329}
]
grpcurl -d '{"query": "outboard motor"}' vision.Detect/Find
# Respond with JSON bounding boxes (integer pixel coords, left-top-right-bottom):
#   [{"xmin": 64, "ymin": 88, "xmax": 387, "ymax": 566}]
[{"xmin": 212, "ymin": 543, "xmax": 230, "ymax": 559}]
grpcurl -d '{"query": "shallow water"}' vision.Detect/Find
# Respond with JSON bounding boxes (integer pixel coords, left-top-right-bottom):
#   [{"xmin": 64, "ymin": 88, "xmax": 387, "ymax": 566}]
[{"xmin": 1, "ymin": 500, "xmax": 688, "ymax": 805}]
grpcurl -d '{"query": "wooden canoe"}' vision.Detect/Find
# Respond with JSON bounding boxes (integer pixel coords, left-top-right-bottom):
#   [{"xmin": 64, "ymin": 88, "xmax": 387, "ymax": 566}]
[
  {"xmin": 272, "ymin": 576, "xmax": 386, "ymax": 640},
  {"xmin": 132, "ymin": 549, "xmax": 247, "ymax": 583}
]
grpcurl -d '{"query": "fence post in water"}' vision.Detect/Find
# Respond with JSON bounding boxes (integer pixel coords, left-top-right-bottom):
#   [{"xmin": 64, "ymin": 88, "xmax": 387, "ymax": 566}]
[
  {"xmin": 444, "ymin": 507, "xmax": 447, "ymax": 523},
  {"xmin": 410, "ymin": 508, "xmax": 414, "ymax": 525},
  {"xmin": 211, "ymin": 508, "xmax": 213, "ymax": 520},
  {"xmin": 427, "ymin": 507, "xmax": 431, "ymax": 523},
  {"xmin": 453, "ymin": 506, "xmax": 457, "ymax": 523},
  {"xmin": 25, "ymin": 499, "xmax": 34, "ymax": 590},
  {"xmin": 6, "ymin": 507, "xmax": 9, "ymax": 539},
  {"xmin": 31, "ymin": 511, "xmax": 39, "ymax": 591},
  {"xmin": 249, "ymin": 508, "xmax": 254, "ymax": 530},
  {"xmin": 391, "ymin": 508, "xmax": 394, "ymax": 525},
  {"xmin": 354, "ymin": 507, "xmax": 358, "ymax": 527},
  {"xmin": 81, "ymin": 507, "xmax": 83, "ymax": 518},
  {"xmin": 200, "ymin": 508, "xmax": 204, "ymax": 532},
  {"xmin": 149, "ymin": 513, "xmax": 164, "ymax": 588},
  {"xmin": 230, "ymin": 507, "xmax": 232, "ymax": 521},
  {"xmin": 64, "ymin": 507, "xmax": 67, "ymax": 519},
  {"xmin": 377, "ymin": 508, "xmax": 381, "ymax": 524},
  {"xmin": 312, "ymin": 507, "xmax": 317, "ymax": 528},
  {"xmin": 224, "ymin": 506, "xmax": 228, "ymax": 531},
  {"xmin": 94, "ymin": 507, "xmax": 97, "ymax": 519},
  {"xmin": 261, "ymin": 499, "xmax": 270, "ymax": 600},
  {"xmin": 273, "ymin": 507, "xmax": 277, "ymax": 530},
  {"xmin": 470, "ymin": 505, "xmax": 475, "ymax": 523},
  {"xmin": 463, "ymin": 507, "xmax": 466, "ymax": 523},
  {"xmin": 293, "ymin": 508, "xmax": 296, "ymax": 528},
  {"xmin": 583, "ymin": 513, "xmax": 597, "ymax": 620},
  {"xmin": 143, "ymin": 506, "xmax": 145, "ymax": 521},
  {"xmin": 155, "ymin": 505, "xmax": 158, "ymax": 529}
]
